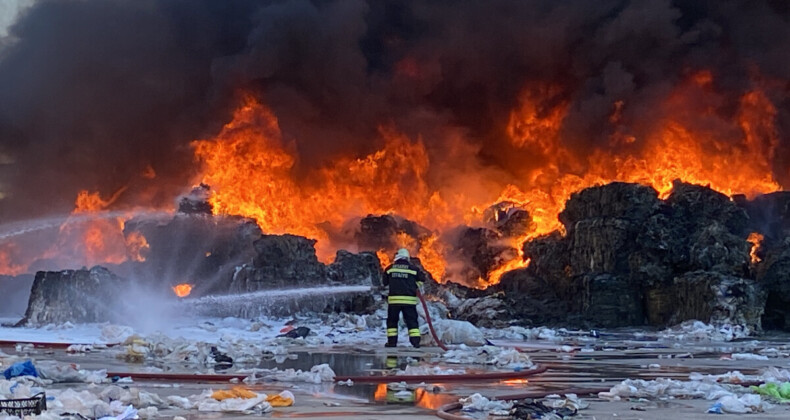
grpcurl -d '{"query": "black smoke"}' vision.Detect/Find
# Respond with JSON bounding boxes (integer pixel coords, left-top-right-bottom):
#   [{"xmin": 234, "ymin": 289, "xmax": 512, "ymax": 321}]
[{"xmin": 0, "ymin": 0, "xmax": 787, "ymax": 222}]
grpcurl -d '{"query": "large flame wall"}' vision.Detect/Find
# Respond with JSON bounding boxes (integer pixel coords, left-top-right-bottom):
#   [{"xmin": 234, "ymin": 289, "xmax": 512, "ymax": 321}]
[{"xmin": 0, "ymin": 1, "xmax": 787, "ymax": 286}]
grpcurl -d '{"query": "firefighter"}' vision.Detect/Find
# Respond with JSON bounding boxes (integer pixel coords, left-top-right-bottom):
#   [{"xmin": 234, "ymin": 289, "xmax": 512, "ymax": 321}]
[{"xmin": 382, "ymin": 248, "xmax": 426, "ymax": 348}]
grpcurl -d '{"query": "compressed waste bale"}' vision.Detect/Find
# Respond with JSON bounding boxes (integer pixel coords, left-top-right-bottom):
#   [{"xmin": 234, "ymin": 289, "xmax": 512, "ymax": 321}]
[
  {"xmin": 327, "ymin": 250, "xmax": 383, "ymax": 286},
  {"xmin": 21, "ymin": 266, "xmax": 128, "ymax": 326}
]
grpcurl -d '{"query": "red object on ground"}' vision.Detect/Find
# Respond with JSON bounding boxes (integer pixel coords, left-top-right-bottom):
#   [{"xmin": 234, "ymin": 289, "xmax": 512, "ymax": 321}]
[
  {"xmin": 417, "ymin": 288, "xmax": 448, "ymax": 351},
  {"xmin": 279, "ymin": 325, "xmax": 295, "ymax": 333},
  {"xmin": 105, "ymin": 372, "xmax": 249, "ymax": 382},
  {"xmin": 105, "ymin": 364, "xmax": 547, "ymax": 384},
  {"xmin": 0, "ymin": 340, "xmax": 120, "ymax": 349}
]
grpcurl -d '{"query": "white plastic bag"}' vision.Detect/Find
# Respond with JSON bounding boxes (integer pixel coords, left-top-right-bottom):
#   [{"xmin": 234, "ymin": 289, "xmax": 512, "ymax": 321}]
[{"xmin": 425, "ymin": 319, "xmax": 485, "ymax": 346}]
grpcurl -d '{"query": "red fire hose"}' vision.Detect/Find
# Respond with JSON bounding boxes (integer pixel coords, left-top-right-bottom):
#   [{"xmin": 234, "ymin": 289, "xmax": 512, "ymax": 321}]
[
  {"xmin": 0, "ymin": 340, "xmax": 120, "ymax": 349},
  {"xmin": 105, "ymin": 364, "xmax": 547, "ymax": 384},
  {"xmin": 417, "ymin": 288, "xmax": 449, "ymax": 351}
]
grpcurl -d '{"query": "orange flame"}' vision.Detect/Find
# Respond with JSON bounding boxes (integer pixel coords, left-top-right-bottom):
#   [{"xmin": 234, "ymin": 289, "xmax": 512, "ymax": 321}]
[
  {"xmin": 125, "ymin": 231, "xmax": 150, "ymax": 262},
  {"xmin": 0, "ymin": 243, "xmax": 27, "ymax": 276},
  {"xmin": 373, "ymin": 384, "xmax": 387, "ymax": 402},
  {"xmin": 5, "ymin": 70, "xmax": 776, "ymax": 285},
  {"xmin": 192, "ymin": 96, "xmax": 446, "ymax": 263},
  {"xmin": 502, "ymin": 378, "xmax": 530, "ymax": 385},
  {"xmin": 59, "ymin": 190, "xmax": 130, "ymax": 267},
  {"xmin": 747, "ymin": 232, "xmax": 764, "ymax": 264},
  {"xmin": 0, "ymin": 188, "xmax": 156, "ymax": 274},
  {"xmin": 172, "ymin": 283, "xmax": 193, "ymax": 297},
  {"xmin": 191, "ymin": 73, "xmax": 782, "ymax": 288},
  {"xmin": 414, "ymin": 388, "xmax": 447, "ymax": 410}
]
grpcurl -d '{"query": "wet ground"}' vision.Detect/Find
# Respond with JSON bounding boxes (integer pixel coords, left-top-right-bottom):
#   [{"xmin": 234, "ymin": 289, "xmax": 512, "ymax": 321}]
[{"xmin": 4, "ymin": 329, "xmax": 790, "ymax": 419}]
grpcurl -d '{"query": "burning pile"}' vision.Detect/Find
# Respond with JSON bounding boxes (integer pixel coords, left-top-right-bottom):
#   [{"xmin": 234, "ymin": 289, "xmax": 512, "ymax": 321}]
[
  {"xmin": 0, "ymin": 1, "xmax": 787, "ymax": 293},
  {"xmin": 187, "ymin": 88, "xmax": 783, "ymax": 288}
]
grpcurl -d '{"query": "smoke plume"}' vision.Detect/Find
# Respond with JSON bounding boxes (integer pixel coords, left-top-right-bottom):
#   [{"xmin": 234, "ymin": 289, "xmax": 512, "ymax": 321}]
[{"xmin": 0, "ymin": 0, "xmax": 787, "ymax": 223}]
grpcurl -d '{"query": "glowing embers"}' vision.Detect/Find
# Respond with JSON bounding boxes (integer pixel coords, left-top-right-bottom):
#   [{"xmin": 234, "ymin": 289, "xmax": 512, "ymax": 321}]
[
  {"xmin": 502, "ymin": 378, "xmax": 529, "ymax": 386},
  {"xmin": 172, "ymin": 283, "xmax": 193, "ymax": 298},
  {"xmin": 747, "ymin": 232, "xmax": 764, "ymax": 264}
]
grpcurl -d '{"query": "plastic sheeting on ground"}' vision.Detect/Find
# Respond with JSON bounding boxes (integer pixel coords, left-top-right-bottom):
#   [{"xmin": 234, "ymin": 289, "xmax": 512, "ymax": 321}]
[
  {"xmin": 707, "ymin": 394, "xmax": 768, "ymax": 414},
  {"xmin": 36, "ymin": 360, "xmax": 107, "ymax": 383},
  {"xmin": 421, "ymin": 319, "xmax": 485, "ymax": 346},
  {"xmin": 441, "ymin": 345, "xmax": 534, "ymax": 369},
  {"xmin": 459, "ymin": 393, "xmax": 512, "ymax": 414},
  {"xmin": 658, "ymin": 320, "xmax": 751, "ymax": 342},
  {"xmin": 242, "ymin": 363, "xmax": 336, "ymax": 384},
  {"xmin": 458, "ymin": 394, "xmax": 513, "ymax": 415},
  {"xmin": 599, "ymin": 376, "xmax": 773, "ymax": 414},
  {"xmin": 599, "ymin": 377, "xmax": 737, "ymax": 401}
]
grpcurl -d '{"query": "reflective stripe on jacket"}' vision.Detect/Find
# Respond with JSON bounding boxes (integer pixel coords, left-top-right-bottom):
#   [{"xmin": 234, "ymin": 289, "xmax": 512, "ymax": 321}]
[{"xmin": 383, "ymin": 258, "xmax": 426, "ymax": 305}]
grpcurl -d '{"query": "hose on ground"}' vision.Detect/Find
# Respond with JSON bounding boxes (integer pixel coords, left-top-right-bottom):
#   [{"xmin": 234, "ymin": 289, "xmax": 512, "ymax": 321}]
[
  {"xmin": 108, "ymin": 363, "xmax": 548, "ymax": 384},
  {"xmin": 417, "ymin": 288, "xmax": 448, "ymax": 351},
  {"xmin": 435, "ymin": 386, "xmax": 610, "ymax": 420}
]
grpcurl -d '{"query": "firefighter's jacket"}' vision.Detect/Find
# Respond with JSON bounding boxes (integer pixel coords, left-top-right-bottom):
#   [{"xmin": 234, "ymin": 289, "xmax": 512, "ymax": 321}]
[{"xmin": 383, "ymin": 258, "xmax": 426, "ymax": 305}]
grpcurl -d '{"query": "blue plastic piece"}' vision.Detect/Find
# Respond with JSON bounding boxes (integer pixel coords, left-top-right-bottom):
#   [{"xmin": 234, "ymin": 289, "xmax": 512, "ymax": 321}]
[
  {"xmin": 3, "ymin": 360, "xmax": 38, "ymax": 379},
  {"xmin": 707, "ymin": 402, "xmax": 723, "ymax": 414}
]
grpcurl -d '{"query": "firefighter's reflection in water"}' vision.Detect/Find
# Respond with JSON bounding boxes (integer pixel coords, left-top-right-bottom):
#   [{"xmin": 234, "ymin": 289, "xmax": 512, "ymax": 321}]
[
  {"xmin": 374, "ymin": 357, "xmax": 446, "ymax": 408},
  {"xmin": 386, "ymin": 355, "xmax": 399, "ymax": 369},
  {"xmin": 382, "ymin": 356, "xmax": 415, "ymax": 403}
]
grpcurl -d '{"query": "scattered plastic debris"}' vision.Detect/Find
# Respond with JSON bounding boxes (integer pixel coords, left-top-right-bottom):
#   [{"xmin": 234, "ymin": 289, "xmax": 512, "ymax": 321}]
[
  {"xmin": 707, "ymin": 394, "xmax": 768, "ymax": 414},
  {"xmin": 441, "ymin": 345, "xmax": 534, "ymax": 369},
  {"xmin": 459, "ymin": 393, "xmax": 512, "ymax": 413},
  {"xmin": 750, "ymin": 382, "xmax": 790, "ymax": 403},
  {"xmin": 659, "ymin": 320, "xmax": 751, "ymax": 342},
  {"xmin": 243, "ymin": 363, "xmax": 336, "ymax": 384}
]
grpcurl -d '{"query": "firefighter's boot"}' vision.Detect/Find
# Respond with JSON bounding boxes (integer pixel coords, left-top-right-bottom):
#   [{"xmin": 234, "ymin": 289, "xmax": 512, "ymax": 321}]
[
  {"xmin": 409, "ymin": 336, "xmax": 421, "ymax": 348},
  {"xmin": 385, "ymin": 336, "xmax": 397, "ymax": 348}
]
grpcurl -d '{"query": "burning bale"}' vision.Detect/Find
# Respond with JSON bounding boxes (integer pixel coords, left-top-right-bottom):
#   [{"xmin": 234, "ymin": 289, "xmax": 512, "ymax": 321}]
[
  {"xmin": 755, "ymin": 239, "xmax": 790, "ymax": 329},
  {"xmin": 483, "ymin": 201, "xmax": 534, "ymax": 238},
  {"xmin": 743, "ymin": 192, "xmax": 790, "ymax": 240},
  {"xmin": 121, "ymin": 213, "xmax": 261, "ymax": 297},
  {"xmin": 740, "ymin": 192, "xmax": 790, "ymax": 329},
  {"xmin": 355, "ymin": 214, "xmax": 431, "ymax": 253},
  {"xmin": 501, "ymin": 181, "xmax": 769, "ymax": 330},
  {"xmin": 444, "ymin": 226, "xmax": 520, "ymax": 286},
  {"xmin": 177, "ymin": 184, "xmax": 214, "ymax": 215}
]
